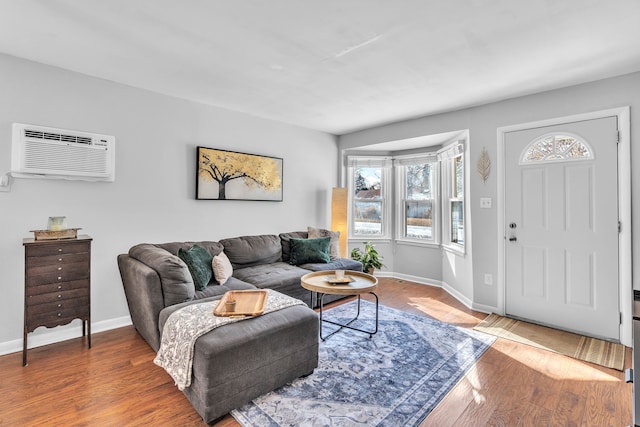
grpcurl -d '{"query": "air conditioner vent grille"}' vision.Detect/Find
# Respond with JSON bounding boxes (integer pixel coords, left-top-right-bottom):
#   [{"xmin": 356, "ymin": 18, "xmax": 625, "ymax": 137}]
[
  {"xmin": 24, "ymin": 141, "xmax": 107, "ymax": 174},
  {"xmin": 25, "ymin": 129, "xmax": 93, "ymax": 145}
]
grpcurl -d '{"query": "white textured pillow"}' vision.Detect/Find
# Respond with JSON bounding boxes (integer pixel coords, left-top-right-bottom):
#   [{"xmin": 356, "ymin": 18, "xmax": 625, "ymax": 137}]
[
  {"xmin": 212, "ymin": 251, "xmax": 233, "ymax": 285},
  {"xmin": 308, "ymin": 226, "xmax": 340, "ymax": 259}
]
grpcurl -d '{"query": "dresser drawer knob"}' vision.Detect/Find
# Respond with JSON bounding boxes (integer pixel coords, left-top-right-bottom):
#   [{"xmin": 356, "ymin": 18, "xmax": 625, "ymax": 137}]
[
  {"xmin": 57, "ymin": 304, "xmax": 62, "ymax": 308},
  {"xmin": 58, "ymin": 248, "xmax": 63, "ymax": 252},
  {"xmin": 58, "ymin": 294, "xmax": 62, "ymax": 298},
  {"xmin": 58, "ymin": 258, "xmax": 62, "ymax": 262},
  {"xmin": 57, "ymin": 313, "xmax": 61, "ymax": 317},
  {"xmin": 57, "ymin": 285, "xmax": 62, "ymax": 289},
  {"xmin": 58, "ymin": 277, "xmax": 62, "ymax": 280}
]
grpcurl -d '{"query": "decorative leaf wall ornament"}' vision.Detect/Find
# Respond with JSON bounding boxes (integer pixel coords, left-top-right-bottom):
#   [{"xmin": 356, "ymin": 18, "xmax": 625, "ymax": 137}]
[{"xmin": 477, "ymin": 147, "xmax": 491, "ymax": 183}]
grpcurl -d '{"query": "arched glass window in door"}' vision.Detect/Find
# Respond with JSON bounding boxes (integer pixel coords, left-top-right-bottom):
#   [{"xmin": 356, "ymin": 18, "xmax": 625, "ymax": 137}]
[{"xmin": 520, "ymin": 134, "xmax": 594, "ymax": 164}]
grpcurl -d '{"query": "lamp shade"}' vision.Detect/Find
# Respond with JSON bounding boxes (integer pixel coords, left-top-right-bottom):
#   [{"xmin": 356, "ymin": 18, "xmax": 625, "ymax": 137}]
[{"xmin": 331, "ymin": 187, "xmax": 348, "ymax": 258}]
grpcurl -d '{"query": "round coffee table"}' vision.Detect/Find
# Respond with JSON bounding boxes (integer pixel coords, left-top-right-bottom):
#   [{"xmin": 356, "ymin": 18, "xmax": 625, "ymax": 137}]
[{"xmin": 301, "ymin": 270, "xmax": 378, "ymax": 340}]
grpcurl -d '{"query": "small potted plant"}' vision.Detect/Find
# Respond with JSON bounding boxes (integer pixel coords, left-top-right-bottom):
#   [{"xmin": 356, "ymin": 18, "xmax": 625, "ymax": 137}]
[{"xmin": 350, "ymin": 241, "xmax": 384, "ymax": 274}]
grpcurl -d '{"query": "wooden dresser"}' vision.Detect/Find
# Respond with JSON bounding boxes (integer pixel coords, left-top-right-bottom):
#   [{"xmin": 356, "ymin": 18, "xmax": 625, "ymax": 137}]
[{"xmin": 23, "ymin": 235, "xmax": 92, "ymax": 366}]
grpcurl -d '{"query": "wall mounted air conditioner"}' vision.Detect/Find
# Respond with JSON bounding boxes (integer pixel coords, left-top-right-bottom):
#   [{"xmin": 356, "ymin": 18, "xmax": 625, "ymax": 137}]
[{"xmin": 11, "ymin": 123, "xmax": 115, "ymax": 182}]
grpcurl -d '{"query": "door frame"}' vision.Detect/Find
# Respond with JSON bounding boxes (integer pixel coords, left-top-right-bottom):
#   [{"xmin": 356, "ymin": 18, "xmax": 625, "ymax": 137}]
[{"xmin": 496, "ymin": 107, "xmax": 632, "ymax": 346}]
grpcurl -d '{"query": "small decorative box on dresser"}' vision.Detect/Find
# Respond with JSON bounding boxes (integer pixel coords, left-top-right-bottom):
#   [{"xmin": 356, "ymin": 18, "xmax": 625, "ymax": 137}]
[{"xmin": 22, "ymin": 235, "xmax": 92, "ymax": 366}]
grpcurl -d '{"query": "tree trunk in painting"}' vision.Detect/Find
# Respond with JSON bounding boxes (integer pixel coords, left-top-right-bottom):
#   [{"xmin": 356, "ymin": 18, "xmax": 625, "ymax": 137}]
[{"xmin": 218, "ymin": 179, "xmax": 228, "ymax": 199}]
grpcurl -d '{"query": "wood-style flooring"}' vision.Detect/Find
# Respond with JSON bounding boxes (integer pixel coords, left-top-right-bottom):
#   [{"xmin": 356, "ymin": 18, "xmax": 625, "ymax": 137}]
[{"xmin": 0, "ymin": 278, "xmax": 632, "ymax": 426}]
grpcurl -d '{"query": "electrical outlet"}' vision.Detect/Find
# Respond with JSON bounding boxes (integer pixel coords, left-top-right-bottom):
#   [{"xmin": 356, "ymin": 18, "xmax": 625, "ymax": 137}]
[
  {"xmin": 484, "ymin": 273, "xmax": 493, "ymax": 285},
  {"xmin": 0, "ymin": 174, "xmax": 11, "ymax": 192},
  {"xmin": 480, "ymin": 198, "xmax": 492, "ymax": 209}
]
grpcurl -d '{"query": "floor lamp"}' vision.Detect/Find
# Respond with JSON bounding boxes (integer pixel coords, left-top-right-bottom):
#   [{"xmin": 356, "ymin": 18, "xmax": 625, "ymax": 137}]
[{"xmin": 331, "ymin": 187, "xmax": 348, "ymax": 258}]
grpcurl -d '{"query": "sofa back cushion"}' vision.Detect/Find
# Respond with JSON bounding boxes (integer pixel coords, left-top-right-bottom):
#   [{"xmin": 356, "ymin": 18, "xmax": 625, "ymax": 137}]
[
  {"xmin": 279, "ymin": 231, "xmax": 308, "ymax": 263},
  {"xmin": 129, "ymin": 241, "xmax": 224, "ymax": 307},
  {"xmin": 220, "ymin": 234, "xmax": 282, "ymax": 269}
]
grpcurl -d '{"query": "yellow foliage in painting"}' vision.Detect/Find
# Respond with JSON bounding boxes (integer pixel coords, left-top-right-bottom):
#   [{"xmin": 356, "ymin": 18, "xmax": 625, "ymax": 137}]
[{"xmin": 199, "ymin": 147, "xmax": 281, "ymax": 199}]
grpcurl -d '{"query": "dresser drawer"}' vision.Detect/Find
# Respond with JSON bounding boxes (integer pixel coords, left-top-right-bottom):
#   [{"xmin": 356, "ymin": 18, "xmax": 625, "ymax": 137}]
[
  {"xmin": 27, "ymin": 297, "xmax": 89, "ymax": 317},
  {"xmin": 27, "ymin": 288, "xmax": 89, "ymax": 305},
  {"xmin": 26, "ymin": 279, "xmax": 88, "ymax": 296},
  {"xmin": 26, "ymin": 263, "xmax": 90, "ymax": 286},
  {"xmin": 25, "ymin": 241, "xmax": 90, "ymax": 257},
  {"xmin": 26, "ymin": 252, "xmax": 89, "ymax": 268},
  {"xmin": 27, "ymin": 308, "xmax": 90, "ymax": 332}
]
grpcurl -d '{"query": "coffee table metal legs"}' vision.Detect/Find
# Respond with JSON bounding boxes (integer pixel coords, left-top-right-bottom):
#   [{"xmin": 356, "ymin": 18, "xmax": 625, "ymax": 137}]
[{"xmin": 317, "ymin": 292, "xmax": 378, "ymax": 340}]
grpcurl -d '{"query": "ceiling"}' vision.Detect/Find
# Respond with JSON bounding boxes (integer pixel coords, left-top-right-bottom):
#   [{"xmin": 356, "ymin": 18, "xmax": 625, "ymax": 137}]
[{"xmin": 1, "ymin": 0, "xmax": 640, "ymax": 135}]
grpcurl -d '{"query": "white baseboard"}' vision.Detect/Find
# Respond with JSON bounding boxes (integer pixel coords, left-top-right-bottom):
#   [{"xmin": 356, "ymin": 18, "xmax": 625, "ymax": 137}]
[
  {"xmin": 0, "ymin": 315, "xmax": 132, "ymax": 357},
  {"xmin": 471, "ymin": 302, "xmax": 497, "ymax": 314},
  {"xmin": 391, "ymin": 272, "xmax": 443, "ymax": 288},
  {"xmin": 386, "ymin": 272, "xmax": 496, "ymax": 315}
]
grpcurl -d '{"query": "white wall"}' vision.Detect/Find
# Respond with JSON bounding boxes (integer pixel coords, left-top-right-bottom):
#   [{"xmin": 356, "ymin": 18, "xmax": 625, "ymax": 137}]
[
  {"xmin": 0, "ymin": 54, "xmax": 338, "ymax": 352},
  {"xmin": 340, "ymin": 71, "xmax": 640, "ymax": 312}
]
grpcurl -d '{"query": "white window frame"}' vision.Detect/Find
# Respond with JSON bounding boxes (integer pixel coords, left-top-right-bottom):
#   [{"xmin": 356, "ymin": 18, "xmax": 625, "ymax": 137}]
[
  {"xmin": 347, "ymin": 156, "xmax": 393, "ymax": 240},
  {"xmin": 394, "ymin": 153, "xmax": 439, "ymax": 246},
  {"xmin": 438, "ymin": 141, "xmax": 466, "ymax": 254}
]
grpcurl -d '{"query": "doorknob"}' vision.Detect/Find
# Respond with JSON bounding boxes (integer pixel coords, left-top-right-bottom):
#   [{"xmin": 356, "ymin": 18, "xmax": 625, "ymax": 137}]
[{"xmin": 509, "ymin": 237, "xmax": 517, "ymax": 242}]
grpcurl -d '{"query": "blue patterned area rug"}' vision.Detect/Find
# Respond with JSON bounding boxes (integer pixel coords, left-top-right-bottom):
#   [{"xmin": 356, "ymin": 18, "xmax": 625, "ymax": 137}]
[{"xmin": 231, "ymin": 300, "xmax": 495, "ymax": 426}]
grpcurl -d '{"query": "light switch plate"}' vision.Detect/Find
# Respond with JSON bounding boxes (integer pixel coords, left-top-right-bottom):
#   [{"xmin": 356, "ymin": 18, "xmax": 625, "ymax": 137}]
[{"xmin": 480, "ymin": 197, "xmax": 492, "ymax": 209}]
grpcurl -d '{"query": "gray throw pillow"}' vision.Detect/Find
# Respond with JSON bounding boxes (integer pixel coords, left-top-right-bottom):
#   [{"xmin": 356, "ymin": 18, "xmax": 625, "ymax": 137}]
[{"xmin": 308, "ymin": 226, "xmax": 340, "ymax": 259}]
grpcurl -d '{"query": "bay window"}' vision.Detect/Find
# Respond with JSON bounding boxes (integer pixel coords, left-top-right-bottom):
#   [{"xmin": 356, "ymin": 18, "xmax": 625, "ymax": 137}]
[{"xmin": 346, "ymin": 141, "xmax": 465, "ymax": 251}]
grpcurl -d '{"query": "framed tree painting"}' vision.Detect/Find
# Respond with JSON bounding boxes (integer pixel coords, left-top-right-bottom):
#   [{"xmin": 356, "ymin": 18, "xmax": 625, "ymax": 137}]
[{"xmin": 196, "ymin": 146, "xmax": 283, "ymax": 201}]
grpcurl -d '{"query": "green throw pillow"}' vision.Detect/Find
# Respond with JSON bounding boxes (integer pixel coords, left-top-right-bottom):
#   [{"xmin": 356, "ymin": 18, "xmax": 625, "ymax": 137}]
[
  {"xmin": 177, "ymin": 244, "xmax": 213, "ymax": 291},
  {"xmin": 289, "ymin": 237, "xmax": 331, "ymax": 265}
]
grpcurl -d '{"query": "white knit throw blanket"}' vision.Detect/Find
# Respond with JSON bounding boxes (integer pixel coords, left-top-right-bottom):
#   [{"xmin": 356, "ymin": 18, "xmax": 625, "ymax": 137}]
[{"xmin": 154, "ymin": 289, "xmax": 306, "ymax": 391}]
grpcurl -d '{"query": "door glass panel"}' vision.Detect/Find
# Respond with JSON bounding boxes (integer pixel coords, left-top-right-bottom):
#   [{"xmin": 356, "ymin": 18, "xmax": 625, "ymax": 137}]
[{"xmin": 520, "ymin": 134, "xmax": 593, "ymax": 164}]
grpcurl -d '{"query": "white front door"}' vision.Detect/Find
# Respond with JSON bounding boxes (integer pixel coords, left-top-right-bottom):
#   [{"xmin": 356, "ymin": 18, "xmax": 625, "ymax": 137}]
[{"xmin": 504, "ymin": 116, "xmax": 619, "ymax": 341}]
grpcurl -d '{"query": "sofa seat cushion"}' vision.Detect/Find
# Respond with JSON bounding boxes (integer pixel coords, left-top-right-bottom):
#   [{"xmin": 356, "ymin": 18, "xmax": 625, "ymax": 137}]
[
  {"xmin": 300, "ymin": 258, "xmax": 363, "ymax": 272},
  {"xmin": 232, "ymin": 262, "xmax": 312, "ymax": 305},
  {"xmin": 220, "ymin": 235, "xmax": 282, "ymax": 269},
  {"xmin": 233, "ymin": 262, "xmax": 308, "ymax": 290},
  {"xmin": 193, "ymin": 277, "xmax": 255, "ymax": 300}
]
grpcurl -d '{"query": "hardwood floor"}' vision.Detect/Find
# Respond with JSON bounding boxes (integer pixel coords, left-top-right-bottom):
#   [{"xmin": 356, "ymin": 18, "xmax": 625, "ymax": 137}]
[{"xmin": 0, "ymin": 278, "xmax": 632, "ymax": 426}]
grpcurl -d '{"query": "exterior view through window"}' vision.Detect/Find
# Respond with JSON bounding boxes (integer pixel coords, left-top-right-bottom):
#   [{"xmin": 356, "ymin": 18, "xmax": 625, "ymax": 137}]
[
  {"xmin": 353, "ymin": 166, "xmax": 383, "ymax": 235},
  {"xmin": 403, "ymin": 162, "xmax": 434, "ymax": 240}
]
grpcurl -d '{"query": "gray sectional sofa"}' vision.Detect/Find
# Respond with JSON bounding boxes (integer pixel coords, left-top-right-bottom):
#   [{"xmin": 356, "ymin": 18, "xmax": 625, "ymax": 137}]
[{"xmin": 117, "ymin": 231, "xmax": 362, "ymax": 424}]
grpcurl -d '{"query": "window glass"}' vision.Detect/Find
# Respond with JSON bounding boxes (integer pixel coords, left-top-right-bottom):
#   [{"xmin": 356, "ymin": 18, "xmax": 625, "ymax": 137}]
[
  {"xmin": 404, "ymin": 163, "xmax": 435, "ymax": 240},
  {"xmin": 449, "ymin": 154, "xmax": 464, "ymax": 246},
  {"xmin": 353, "ymin": 167, "xmax": 383, "ymax": 236},
  {"xmin": 450, "ymin": 200, "xmax": 464, "ymax": 245}
]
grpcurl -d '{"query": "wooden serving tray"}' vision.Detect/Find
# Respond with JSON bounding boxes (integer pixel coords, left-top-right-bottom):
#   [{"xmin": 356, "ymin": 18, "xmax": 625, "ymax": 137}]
[
  {"xmin": 30, "ymin": 228, "xmax": 82, "ymax": 240},
  {"xmin": 213, "ymin": 290, "xmax": 268, "ymax": 317},
  {"xmin": 326, "ymin": 276, "xmax": 355, "ymax": 285}
]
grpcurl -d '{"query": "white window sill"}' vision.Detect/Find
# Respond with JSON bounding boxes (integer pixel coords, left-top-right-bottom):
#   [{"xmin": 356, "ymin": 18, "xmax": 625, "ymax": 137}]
[
  {"xmin": 443, "ymin": 243, "xmax": 465, "ymax": 256},
  {"xmin": 349, "ymin": 237, "xmax": 392, "ymax": 243},
  {"xmin": 395, "ymin": 239, "xmax": 440, "ymax": 249}
]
